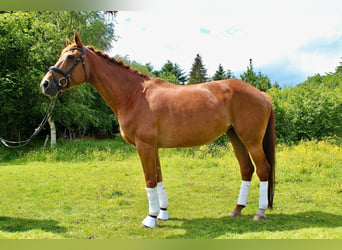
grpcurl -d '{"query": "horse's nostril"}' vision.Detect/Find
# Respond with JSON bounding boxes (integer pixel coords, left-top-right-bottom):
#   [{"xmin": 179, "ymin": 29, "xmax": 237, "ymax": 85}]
[{"xmin": 43, "ymin": 80, "xmax": 49, "ymax": 88}]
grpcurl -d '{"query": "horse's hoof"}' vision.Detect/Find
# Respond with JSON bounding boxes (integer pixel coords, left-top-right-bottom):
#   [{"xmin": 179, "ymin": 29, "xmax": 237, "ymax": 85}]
[
  {"xmin": 229, "ymin": 210, "xmax": 242, "ymax": 217},
  {"xmin": 253, "ymin": 209, "xmax": 266, "ymax": 221},
  {"xmin": 253, "ymin": 214, "xmax": 266, "ymax": 221},
  {"xmin": 157, "ymin": 209, "xmax": 169, "ymax": 221},
  {"xmin": 142, "ymin": 215, "xmax": 157, "ymax": 228}
]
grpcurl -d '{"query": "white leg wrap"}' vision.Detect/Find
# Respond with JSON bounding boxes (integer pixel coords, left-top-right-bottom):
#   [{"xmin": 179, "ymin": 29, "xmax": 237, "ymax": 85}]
[
  {"xmin": 145, "ymin": 186, "xmax": 160, "ymax": 216},
  {"xmin": 259, "ymin": 181, "xmax": 269, "ymax": 209},
  {"xmin": 157, "ymin": 182, "xmax": 169, "ymax": 220},
  {"xmin": 157, "ymin": 182, "xmax": 168, "ymax": 209},
  {"xmin": 237, "ymin": 180, "xmax": 251, "ymax": 206}
]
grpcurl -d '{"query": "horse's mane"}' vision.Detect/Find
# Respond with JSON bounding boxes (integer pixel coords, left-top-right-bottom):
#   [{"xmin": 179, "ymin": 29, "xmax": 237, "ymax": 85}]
[
  {"xmin": 61, "ymin": 44, "xmax": 150, "ymax": 80},
  {"xmin": 87, "ymin": 46, "xmax": 150, "ymax": 80}
]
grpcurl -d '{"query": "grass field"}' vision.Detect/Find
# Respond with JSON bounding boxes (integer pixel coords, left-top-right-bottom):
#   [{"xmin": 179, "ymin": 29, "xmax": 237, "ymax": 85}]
[{"xmin": 0, "ymin": 137, "xmax": 341, "ymax": 239}]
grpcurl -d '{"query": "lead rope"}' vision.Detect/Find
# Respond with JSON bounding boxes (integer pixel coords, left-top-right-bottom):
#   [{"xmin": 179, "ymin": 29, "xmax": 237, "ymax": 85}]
[{"xmin": 0, "ymin": 96, "xmax": 58, "ymax": 148}]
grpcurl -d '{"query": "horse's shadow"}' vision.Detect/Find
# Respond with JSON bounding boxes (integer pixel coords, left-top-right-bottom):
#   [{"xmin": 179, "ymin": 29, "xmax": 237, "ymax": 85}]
[
  {"xmin": 0, "ymin": 216, "xmax": 66, "ymax": 234},
  {"xmin": 164, "ymin": 211, "xmax": 342, "ymax": 239}
]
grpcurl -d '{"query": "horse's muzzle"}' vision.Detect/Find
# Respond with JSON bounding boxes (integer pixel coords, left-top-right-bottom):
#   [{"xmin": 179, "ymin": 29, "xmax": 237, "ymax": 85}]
[{"xmin": 40, "ymin": 78, "xmax": 58, "ymax": 97}]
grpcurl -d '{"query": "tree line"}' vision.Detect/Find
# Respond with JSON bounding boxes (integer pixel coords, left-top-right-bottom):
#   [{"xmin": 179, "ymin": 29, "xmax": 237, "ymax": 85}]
[{"xmin": 1, "ymin": 11, "xmax": 341, "ymax": 146}]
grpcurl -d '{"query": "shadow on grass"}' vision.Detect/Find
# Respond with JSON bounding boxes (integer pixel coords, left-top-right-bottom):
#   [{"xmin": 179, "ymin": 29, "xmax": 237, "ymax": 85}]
[
  {"xmin": 0, "ymin": 216, "xmax": 66, "ymax": 234},
  {"xmin": 165, "ymin": 211, "xmax": 342, "ymax": 239}
]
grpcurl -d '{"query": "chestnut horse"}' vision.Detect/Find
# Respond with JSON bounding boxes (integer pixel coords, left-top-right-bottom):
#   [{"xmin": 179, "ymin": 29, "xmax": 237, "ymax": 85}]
[{"xmin": 40, "ymin": 33, "xmax": 275, "ymax": 228}]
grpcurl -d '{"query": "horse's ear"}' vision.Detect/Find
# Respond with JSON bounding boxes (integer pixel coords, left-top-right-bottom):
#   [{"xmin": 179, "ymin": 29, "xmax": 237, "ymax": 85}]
[
  {"xmin": 74, "ymin": 32, "xmax": 83, "ymax": 48},
  {"xmin": 66, "ymin": 37, "xmax": 72, "ymax": 46}
]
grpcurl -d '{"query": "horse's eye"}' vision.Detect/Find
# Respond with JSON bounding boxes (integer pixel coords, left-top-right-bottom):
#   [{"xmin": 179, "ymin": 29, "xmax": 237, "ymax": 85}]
[{"xmin": 67, "ymin": 54, "xmax": 75, "ymax": 61}]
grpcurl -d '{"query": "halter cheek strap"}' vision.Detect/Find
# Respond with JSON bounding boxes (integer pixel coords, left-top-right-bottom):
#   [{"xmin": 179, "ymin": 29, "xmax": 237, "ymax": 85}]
[{"xmin": 49, "ymin": 46, "xmax": 87, "ymax": 90}]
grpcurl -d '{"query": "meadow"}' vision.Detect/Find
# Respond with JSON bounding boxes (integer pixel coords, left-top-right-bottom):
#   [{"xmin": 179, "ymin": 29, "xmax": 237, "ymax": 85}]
[{"xmin": 0, "ymin": 137, "xmax": 341, "ymax": 239}]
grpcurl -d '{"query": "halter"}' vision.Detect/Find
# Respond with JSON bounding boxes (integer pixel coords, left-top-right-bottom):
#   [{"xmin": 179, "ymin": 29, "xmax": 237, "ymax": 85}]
[{"xmin": 49, "ymin": 46, "xmax": 87, "ymax": 90}]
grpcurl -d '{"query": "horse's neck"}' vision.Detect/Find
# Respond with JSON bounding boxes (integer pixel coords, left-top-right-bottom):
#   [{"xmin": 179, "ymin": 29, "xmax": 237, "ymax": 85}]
[{"xmin": 87, "ymin": 53, "xmax": 146, "ymax": 116}]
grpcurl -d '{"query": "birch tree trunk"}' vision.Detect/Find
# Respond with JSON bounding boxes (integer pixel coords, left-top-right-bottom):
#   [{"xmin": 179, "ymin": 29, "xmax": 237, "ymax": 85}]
[{"xmin": 48, "ymin": 117, "xmax": 56, "ymax": 147}]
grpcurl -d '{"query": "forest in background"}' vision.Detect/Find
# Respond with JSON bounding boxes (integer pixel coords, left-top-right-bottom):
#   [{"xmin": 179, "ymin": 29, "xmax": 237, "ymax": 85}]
[{"xmin": 0, "ymin": 11, "xmax": 341, "ymax": 145}]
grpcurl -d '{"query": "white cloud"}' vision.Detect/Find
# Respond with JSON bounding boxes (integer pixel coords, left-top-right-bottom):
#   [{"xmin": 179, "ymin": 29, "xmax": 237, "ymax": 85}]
[{"xmin": 110, "ymin": 1, "xmax": 342, "ymax": 85}]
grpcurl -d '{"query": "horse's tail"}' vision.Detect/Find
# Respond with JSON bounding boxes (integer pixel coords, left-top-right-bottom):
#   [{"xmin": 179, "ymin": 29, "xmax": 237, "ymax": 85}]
[{"xmin": 263, "ymin": 108, "xmax": 276, "ymax": 209}]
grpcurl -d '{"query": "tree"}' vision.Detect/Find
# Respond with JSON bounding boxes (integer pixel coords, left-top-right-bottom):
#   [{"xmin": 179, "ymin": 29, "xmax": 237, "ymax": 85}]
[
  {"xmin": 240, "ymin": 59, "xmax": 271, "ymax": 91},
  {"xmin": 267, "ymin": 69, "xmax": 342, "ymax": 143},
  {"xmin": 0, "ymin": 12, "xmax": 56, "ymax": 141},
  {"xmin": 159, "ymin": 60, "xmax": 187, "ymax": 84},
  {"xmin": 115, "ymin": 55, "xmax": 154, "ymax": 77},
  {"xmin": 226, "ymin": 69, "xmax": 234, "ymax": 79},
  {"xmin": 240, "ymin": 59, "xmax": 256, "ymax": 84},
  {"xmin": 212, "ymin": 64, "xmax": 234, "ymax": 81},
  {"xmin": 335, "ymin": 59, "xmax": 342, "ymax": 75},
  {"xmin": 272, "ymin": 81, "xmax": 281, "ymax": 90},
  {"xmin": 188, "ymin": 54, "xmax": 208, "ymax": 84},
  {"xmin": 212, "ymin": 64, "xmax": 226, "ymax": 81}
]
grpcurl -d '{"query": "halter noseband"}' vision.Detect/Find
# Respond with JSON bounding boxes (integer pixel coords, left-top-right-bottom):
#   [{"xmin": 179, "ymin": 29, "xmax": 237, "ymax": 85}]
[{"xmin": 49, "ymin": 46, "xmax": 87, "ymax": 90}]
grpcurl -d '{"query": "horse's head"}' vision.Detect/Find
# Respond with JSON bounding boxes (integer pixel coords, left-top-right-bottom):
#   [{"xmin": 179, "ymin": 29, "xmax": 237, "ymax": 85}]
[{"xmin": 40, "ymin": 32, "xmax": 88, "ymax": 97}]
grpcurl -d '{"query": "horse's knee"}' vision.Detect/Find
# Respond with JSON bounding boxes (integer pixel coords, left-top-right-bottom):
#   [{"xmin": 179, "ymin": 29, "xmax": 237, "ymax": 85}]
[{"xmin": 145, "ymin": 178, "xmax": 157, "ymax": 188}]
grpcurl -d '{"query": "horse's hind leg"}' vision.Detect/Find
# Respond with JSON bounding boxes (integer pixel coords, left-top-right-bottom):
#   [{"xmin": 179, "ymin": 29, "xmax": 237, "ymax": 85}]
[
  {"xmin": 246, "ymin": 143, "xmax": 270, "ymax": 220},
  {"xmin": 227, "ymin": 128, "xmax": 255, "ymax": 217}
]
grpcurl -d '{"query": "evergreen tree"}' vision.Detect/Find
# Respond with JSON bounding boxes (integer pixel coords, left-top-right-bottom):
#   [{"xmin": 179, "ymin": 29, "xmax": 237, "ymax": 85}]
[
  {"xmin": 226, "ymin": 69, "xmax": 234, "ymax": 79},
  {"xmin": 213, "ymin": 64, "xmax": 226, "ymax": 81},
  {"xmin": 255, "ymin": 71, "xmax": 272, "ymax": 91},
  {"xmin": 188, "ymin": 54, "xmax": 208, "ymax": 84},
  {"xmin": 213, "ymin": 64, "xmax": 234, "ymax": 81},
  {"xmin": 159, "ymin": 60, "xmax": 187, "ymax": 84},
  {"xmin": 240, "ymin": 59, "xmax": 271, "ymax": 91},
  {"xmin": 241, "ymin": 59, "xmax": 257, "ymax": 84},
  {"xmin": 173, "ymin": 64, "xmax": 187, "ymax": 84}
]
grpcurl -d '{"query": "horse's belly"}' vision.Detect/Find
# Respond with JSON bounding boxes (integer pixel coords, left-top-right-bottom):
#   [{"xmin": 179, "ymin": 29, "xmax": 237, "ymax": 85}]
[{"xmin": 158, "ymin": 118, "xmax": 229, "ymax": 148}]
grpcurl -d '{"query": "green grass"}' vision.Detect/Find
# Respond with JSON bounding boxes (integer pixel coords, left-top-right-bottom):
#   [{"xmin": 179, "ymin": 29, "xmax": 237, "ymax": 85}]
[{"xmin": 0, "ymin": 138, "xmax": 341, "ymax": 239}]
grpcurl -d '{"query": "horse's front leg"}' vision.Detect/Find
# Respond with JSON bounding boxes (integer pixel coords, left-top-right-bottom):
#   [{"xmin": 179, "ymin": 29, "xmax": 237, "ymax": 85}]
[
  {"xmin": 156, "ymin": 152, "xmax": 169, "ymax": 221},
  {"xmin": 136, "ymin": 141, "xmax": 167, "ymax": 228}
]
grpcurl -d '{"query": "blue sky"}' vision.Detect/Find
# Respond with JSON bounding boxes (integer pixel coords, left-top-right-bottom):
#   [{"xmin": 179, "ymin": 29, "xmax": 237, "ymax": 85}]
[{"xmin": 110, "ymin": 0, "xmax": 342, "ymax": 86}]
